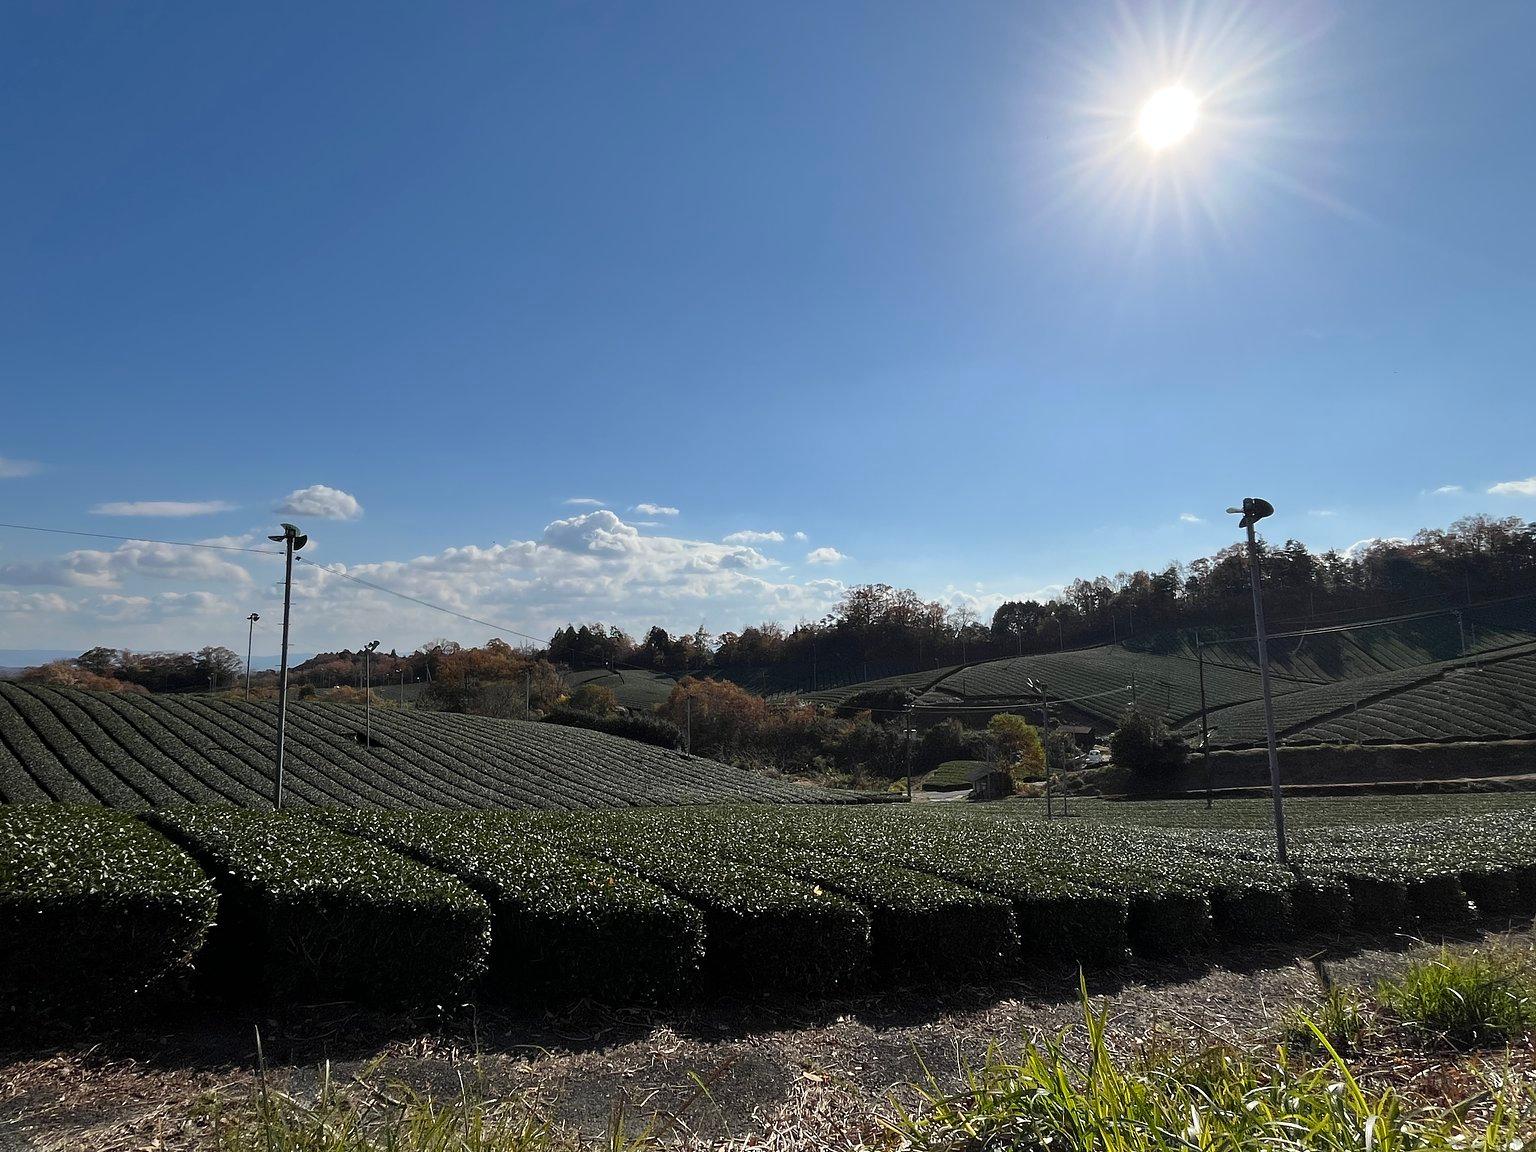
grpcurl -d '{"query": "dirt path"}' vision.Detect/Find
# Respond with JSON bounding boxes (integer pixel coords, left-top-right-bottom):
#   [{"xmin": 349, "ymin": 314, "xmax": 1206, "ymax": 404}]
[{"xmin": 3, "ymin": 925, "xmax": 1531, "ymax": 1151}]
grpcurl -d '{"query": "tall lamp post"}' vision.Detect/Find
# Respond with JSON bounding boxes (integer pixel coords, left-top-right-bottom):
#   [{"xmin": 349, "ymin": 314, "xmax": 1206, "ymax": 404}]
[
  {"xmin": 363, "ymin": 639, "xmax": 380, "ymax": 748},
  {"xmin": 244, "ymin": 613, "xmax": 260, "ymax": 702},
  {"xmin": 1227, "ymin": 497, "xmax": 1287, "ymax": 864},
  {"xmin": 267, "ymin": 522, "xmax": 308, "ymax": 810}
]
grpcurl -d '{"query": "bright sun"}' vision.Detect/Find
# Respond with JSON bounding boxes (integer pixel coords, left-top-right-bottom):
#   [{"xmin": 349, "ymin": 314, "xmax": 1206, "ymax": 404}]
[{"xmin": 1138, "ymin": 86, "xmax": 1198, "ymax": 150}]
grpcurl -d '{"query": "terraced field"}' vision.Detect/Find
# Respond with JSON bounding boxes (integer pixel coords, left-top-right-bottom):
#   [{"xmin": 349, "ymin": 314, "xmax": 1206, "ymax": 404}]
[
  {"xmin": 801, "ymin": 664, "xmax": 963, "ymax": 708},
  {"xmin": 0, "ymin": 682, "xmax": 854, "ymax": 810},
  {"xmin": 1192, "ymin": 640, "xmax": 1536, "ymax": 748},
  {"xmin": 912, "ymin": 646, "xmax": 1307, "ymax": 726},
  {"xmin": 562, "ymin": 666, "xmax": 679, "ymax": 710}
]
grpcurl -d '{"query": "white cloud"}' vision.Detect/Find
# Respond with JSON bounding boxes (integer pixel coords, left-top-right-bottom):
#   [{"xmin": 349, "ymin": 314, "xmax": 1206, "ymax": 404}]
[
  {"xmin": 793, "ymin": 531, "xmax": 808, "ymax": 542},
  {"xmin": 1431, "ymin": 485, "xmax": 1464, "ymax": 496},
  {"xmin": 723, "ymin": 530, "xmax": 784, "ymax": 545},
  {"xmin": 91, "ymin": 500, "xmax": 237, "ymax": 518},
  {"xmin": 0, "ymin": 456, "xmax": 41, "ymax": 479},
  {"xmin": 1488, "ymin": 477, "xmax": 1536, "ymax": 497},
  {"xmin": 633, "ymin": 503, "xmax": 679, "ymax": 517},
  {"xmin": 275, "ymin": 484, "xmax": 363, "ymax": 521},
  {"xmin": 562, "ymin": 497, "xmax": 605, "ymax": 507},
  {"xmin": 1307, "ymin": 509, "xmax": 1338, "ymax": 518},
  {"xmin": 0, "ymin": 539, "xmax": 253, "ymax": 589},
  {"xmin": 805, "ymin": 547, "xmax": 847, "ymax": 566},
  {"xmin": 0, "ymin": 590, "xmax": 72, "ymax": 614},
  {"xmin": 1178, "ymin": 513, "xmax": 1203, "ymax": 524}
]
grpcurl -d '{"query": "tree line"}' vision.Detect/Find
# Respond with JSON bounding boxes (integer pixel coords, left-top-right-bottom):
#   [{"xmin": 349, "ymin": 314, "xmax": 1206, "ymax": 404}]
[{"xmin": 552, "ymin": 514, "xmax": 1536, "ymax": 678}]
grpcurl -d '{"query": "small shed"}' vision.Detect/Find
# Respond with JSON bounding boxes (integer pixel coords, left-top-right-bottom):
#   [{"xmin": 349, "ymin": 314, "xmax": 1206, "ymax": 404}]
[{"xmin": 967, "ymin": 765, "xmax": 1014, "ymax": 801}]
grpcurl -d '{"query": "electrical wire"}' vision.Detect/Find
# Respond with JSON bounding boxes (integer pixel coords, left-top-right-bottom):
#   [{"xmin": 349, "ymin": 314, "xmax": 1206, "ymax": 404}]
[
  {"xmin": 294, "ymin": 557, "xmax": 549, "ymax": 647},
  {"xmin": 0, "ymin": 521, "xmax": 284, "ymax": 555}
]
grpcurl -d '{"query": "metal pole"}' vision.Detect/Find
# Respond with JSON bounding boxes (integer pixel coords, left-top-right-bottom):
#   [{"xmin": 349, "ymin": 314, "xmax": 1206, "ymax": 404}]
[
  {"xmin": 244, "ymin": 613, "xmax": 258, "ymax": 702},
  {"xmin": 525, "ymin": 669, "xmax": 532, "ymax": 716},
  {"xmin": 364, "ymin": 646, "xmax": 371, "ymax": 748},
  {"xmin": 685, "ymin": 694, "xmax": 692, "ymax": 755},
  {"xmin": 1454, "ymin": 609, "xmax": 1466, "ymax": 655},
  {"xmin": 904, "ymin": 710, "xmax": 913, "ymax": 800},
  {"xmin": 1197, "ymin": 631, "xmax": 1212, "ymax": 808},
  {"xmin": 1246, "ymin": 521, "xmax": 1287, "ymax": 864},
  {"xmin": 274, "ymin": 539, "xmax": 295, "ymax": 810}
]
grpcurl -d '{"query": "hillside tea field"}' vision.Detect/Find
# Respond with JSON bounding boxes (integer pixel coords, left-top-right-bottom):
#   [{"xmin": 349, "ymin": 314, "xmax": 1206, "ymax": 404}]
[
  {"xmin": 4, "ymin": 798, "xmax": 1535, "ymax": 1019},
  {"xmin": 0, "ymin": 682, "xmax": 868, "ymax": 810}
]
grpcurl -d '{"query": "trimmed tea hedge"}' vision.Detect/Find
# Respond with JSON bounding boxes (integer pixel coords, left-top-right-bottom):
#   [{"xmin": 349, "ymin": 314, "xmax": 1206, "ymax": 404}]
[
  {"xmin": 553, "ymin": 815, "xmax": 873, "ymax": 997},
  {"xmin": 145, "ymin": 807, "xmax": 490, "ymax": 1006},
  {"xmin": 0, "ymin": 805, "xmax": 216, "ymax": 1020},
  {"xmin": 601, "ymin": 808, "xmax": 1019, "ymax": 984},
  {"xmin": 321, "ymin": 808, "xmax": 706, "ymax": 1004}
]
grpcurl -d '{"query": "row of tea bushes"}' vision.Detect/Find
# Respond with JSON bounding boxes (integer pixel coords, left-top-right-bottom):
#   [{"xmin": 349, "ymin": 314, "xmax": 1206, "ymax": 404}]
[
  {"xmin": 317, "ymin": 808, "xmax": 707, "ymax": 1004},
  {"xmin": 3, "ymin": 805, "xmax": 1535, "ymax": 1019},
  {"xmin": 0, "ymin": 805, "xmax": 217, "ymax": 1020}
]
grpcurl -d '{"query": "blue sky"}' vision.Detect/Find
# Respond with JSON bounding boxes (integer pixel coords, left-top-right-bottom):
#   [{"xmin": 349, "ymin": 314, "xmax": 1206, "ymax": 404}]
[{"xmin": 3, "ymin": 1, "xmax": 1535, "ymax": 657}]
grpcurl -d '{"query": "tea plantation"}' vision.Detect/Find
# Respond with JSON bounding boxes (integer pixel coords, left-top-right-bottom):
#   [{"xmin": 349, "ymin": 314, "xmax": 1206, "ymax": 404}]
[
  {"xmin": 4, "ymin": 800, "xmax": 1534, "ymax": 1020},
  {"xmin": 0, "ymin": 682, "xmax": 849, "ymax": 810}
]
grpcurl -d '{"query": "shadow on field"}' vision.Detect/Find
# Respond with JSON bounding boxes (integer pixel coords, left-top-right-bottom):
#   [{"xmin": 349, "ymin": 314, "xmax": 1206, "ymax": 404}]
[{"xmin": 3, "ymin": 919, "xmax": 1528, "ymax": 1083}]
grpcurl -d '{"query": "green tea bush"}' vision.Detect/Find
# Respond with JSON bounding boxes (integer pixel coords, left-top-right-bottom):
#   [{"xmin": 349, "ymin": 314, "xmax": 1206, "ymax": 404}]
[
  {"xmin": 146, "ymin": 807, "xmax": 490, "ymax": 1006},
  {"xmin": 322, "ymin": 809, "xmax": 706, "ymax": 1005},
  {"xmin": 556, "ymin": 815, "xmax": 872, "ymax": 997},
  {"xmin": 608, "ymin": 808, "xmax": 1019, "ymax": 984},
  {"xmin": 0, "ymin": 805, "xmax": 216, "ymax": 1021}
]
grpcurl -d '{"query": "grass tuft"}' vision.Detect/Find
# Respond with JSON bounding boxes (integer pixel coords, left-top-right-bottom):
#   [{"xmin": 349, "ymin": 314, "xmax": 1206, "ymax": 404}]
[
  {"xmin": 888, "ymin": 978, "xmax": 1534, "ymax": 1150},
  {"xmin": 1377, "ymin": 943, "xmax": 1536, "ymax": 1047}
]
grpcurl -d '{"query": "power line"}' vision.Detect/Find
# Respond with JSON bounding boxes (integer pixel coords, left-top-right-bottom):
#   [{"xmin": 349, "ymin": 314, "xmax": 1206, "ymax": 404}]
[
  {"xmin": 294, "ymin": 557, "xmax": 549, "ymax": 647},
  {"xmin": 0, "ymin": 521, "xmax": 284, "ymax": 555}
]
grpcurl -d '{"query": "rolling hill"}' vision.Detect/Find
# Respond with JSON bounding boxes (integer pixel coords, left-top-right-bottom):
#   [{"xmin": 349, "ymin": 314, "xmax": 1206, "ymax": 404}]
[
  {"xmin": 0, "ymin": 682, "xmax": 861, "ymax": 811},
  {"xmin": 1191, "ymin": 640, "xmax": 1536, "ymax": 748}
]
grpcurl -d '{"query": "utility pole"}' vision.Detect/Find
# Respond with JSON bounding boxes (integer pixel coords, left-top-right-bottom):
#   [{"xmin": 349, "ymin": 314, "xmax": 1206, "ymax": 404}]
[
  {"xmin": 267, "ymin": 523, "xmax": 307, "ymax": 810},
  {"xmin": 244, "ymin": 613, "xmax": 260, "ymax": 702},
  {"xmin": 363, "ymin": 639, "xmax": 379, "ymax": 748},
  {"xmin": 525, "ymin": 668, "xmax": 532, "ymax": 717},
  {"xmin": 1197, "ymin": 631, "xmax": 1213, "ymax": 809},
  {"xmin": 1228, "ymin": 498, "xmax": 1287, "ymax": 865},
  {"xmin": 904, "ymin": 709, "xmax": 913, "ymax": 800},
  {"xmin": 399, "ymin": 664, "xmax": 406, "ymax": 706},
  {"xmin": 1453, "ymin": 608, "xmax": 1466, "ymax": 656},
  {"xmin": 685, "ymin": 694, "xmax": 693, "ymax": 755}
]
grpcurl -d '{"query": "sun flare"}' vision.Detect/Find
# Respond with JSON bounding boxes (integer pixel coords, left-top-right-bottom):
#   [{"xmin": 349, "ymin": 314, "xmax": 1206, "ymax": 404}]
[{"xmin": 1138, "ymin": 86, "xmax": 1198, "ymax": 150}]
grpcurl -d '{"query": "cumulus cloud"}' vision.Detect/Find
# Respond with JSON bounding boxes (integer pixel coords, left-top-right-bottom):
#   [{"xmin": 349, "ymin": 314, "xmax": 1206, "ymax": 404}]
[
  {"xmin": 0, "ymin": 590, "xmax": 72, "ymax": 614},
  {"xmin": 1488, "ymin": 477, "xmax": 1536, "ymax": 497},
  {"xmin": 793, "ymin": 531, "xmax": 808, "ymax": 542},
  {"xmin": 91, "ymin": 500, "xmax": 237, "ymax": 518},
  {"xmin": 723, "ymin": 530, "xmax": 784, "ymax": 545},
  {"xmin": 805, "ymin": 547, "xmax": 847, "ymax": 565},
  {"xmin": 275, "ymin": 484, "xmax": 363, "ymax": 521},
  {"xmin": 1431, "ymin": 485, "xmax": 1464, "ymax": 496},
  {"xmin": 562, "ymin": 497, "xmax": 605, "ymax": 507},
  {"xmin": 1, "ymin": 509, "xmax": 856, "ymax": 653},
  {"xmin": 0, "ymin": 456, "xmax": 41, "ymax": 479},
  {"xmin": 1178, "ymin": 513, "xmax": 1203, "ymax": 524},
  {"xmin": 0, "ymin": 539, "xmax": 253, "ymax": 588},
  {"xmin": 633, "ymin": 503, "xmax": 679, "ymax": 517}
]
